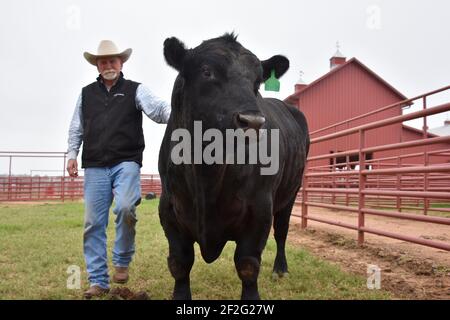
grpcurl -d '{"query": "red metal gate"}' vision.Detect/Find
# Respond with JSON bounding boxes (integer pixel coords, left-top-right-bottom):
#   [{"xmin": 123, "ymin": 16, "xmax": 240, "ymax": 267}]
[{"xmin": 296, "ymin": 87, "xmax": 450, "ymax": 251}]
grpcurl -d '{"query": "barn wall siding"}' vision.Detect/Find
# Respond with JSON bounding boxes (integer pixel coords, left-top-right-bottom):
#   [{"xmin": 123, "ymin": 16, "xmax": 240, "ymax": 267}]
[{"xmin": 294, "ymin": 59, "xmax": 450, "ymax": 164}]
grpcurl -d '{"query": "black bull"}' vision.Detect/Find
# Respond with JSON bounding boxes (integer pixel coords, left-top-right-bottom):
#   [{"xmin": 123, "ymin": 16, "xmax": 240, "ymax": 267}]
[{"xmin": 158, "ymin": 33, "xmax": 310, "ymax": 299}]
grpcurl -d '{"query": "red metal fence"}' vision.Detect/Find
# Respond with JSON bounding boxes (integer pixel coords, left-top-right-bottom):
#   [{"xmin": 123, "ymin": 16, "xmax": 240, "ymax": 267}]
[
  {"xmin": 2, "ymin": 87, "xmax": 449, "ymax": 251},
  {"xmin": 0, "ymin": 174, "xmax": 161, "ymax": 202},
  {"xmin": 296, "ymin": 87, "xmax": 450, "ymax": 251},
  {"xmin": 0, "ymin": 151, "xmax": 161, "ymax": 202}
]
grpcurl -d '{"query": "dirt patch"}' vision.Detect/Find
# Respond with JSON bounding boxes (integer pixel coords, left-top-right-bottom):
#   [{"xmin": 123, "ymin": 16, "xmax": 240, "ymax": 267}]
[
  {"xmin": 108, "ymin": 287, "xmax": 150, "ymax": 300},
  {"xmin": 288, "ymin": 206, "xmax": 450, "ymax": 299},
  {"xmin": 292, "ymin": 206, "xmax": 450, "ymax": 265}
]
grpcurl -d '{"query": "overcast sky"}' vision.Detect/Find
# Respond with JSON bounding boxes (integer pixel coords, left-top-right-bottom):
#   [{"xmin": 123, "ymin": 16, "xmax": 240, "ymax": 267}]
[{"xmin": 0, "ymin": 0, "xmax": 449, "ymax": 174}]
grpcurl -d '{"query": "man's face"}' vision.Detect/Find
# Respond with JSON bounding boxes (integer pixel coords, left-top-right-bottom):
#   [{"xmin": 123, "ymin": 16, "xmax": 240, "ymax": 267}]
[{"xmin": 97, "ymin": 56, "xmax": 123, "ymax": 81}]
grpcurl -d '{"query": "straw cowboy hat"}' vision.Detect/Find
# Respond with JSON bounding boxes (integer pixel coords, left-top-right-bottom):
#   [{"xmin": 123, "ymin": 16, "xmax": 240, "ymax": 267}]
[{"xmin": 83, "ymin": 40, "xmax": 132, "ymax": 66}]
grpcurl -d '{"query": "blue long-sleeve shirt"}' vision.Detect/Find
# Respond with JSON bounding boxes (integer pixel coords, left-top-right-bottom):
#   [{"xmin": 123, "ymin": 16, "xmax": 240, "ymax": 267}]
[{"xmin": 67, "ymin": 84, "xmax": 171, "ymax": 160}]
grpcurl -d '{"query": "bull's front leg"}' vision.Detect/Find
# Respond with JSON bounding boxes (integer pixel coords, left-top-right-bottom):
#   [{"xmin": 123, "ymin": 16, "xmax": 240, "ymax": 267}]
[
  {"xmin": 159, "ymin": 196, "xmax": 194, "ymax": 300},
  {"xmin": 167, "ymin": 234, "xmax": 194, "ymax": 300},
  {"xmin": 234, "ymin": 203, "xmax": 273, "ymax": 300}
]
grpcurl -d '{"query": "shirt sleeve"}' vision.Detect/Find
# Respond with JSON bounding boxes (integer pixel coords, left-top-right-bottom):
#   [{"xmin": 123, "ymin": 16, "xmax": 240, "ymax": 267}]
[
  {"xmin": 135, "ymin": 84, "xmax": 171, "ymax": 124},
  {"xmin": 67, "ymin": 93, "xmax": 83, "ymax": 160}
]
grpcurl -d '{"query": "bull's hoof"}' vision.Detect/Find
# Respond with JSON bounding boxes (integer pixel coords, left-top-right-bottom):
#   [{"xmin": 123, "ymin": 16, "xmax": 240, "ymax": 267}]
[
  {"xmin": 172, "ymin": 292, "xmax": 192, "ymax": 300},
  {"xmin": 271, "ymin": 271, "xmax": 289, "ymax": 280},
  {"xmin": 241, "ymin": 293, "xmax": 261, "ymax": 300}
]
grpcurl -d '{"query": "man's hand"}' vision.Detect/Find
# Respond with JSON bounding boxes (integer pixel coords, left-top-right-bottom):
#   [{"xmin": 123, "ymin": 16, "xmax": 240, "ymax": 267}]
[{"xmin": 67, "ymin": 159, "xmax": 79, "ymax": 177}]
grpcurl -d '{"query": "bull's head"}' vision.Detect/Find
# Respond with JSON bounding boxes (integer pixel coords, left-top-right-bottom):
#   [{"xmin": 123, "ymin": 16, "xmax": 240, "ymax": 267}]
[{"xmin": 163, "ymin": 33, "xmax": 289, "ymax": 132}]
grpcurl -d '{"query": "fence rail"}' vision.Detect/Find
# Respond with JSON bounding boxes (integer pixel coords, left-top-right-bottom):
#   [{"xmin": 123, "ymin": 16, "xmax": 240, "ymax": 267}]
[
  {"xmin": 0, "ymin": 151, "xmax": 162, "ymax": 202},
  {"xmin": 1, "ymin": 86, "xmax": 450, "ymax": 252},
  {"xmin": 0, "ymin": 174, "xmax": 162, "ymax": 202},
  {"xmin": 297, "ymin": 86, "xmax": 450, "ymax": 251}
]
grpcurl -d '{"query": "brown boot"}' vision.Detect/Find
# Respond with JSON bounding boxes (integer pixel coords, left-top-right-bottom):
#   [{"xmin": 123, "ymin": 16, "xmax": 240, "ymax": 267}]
[
  {"xmin": 84, "ymin": 285, "xmax": 110, "ymax": 299},
  {"xmin": 112, "ymin": 266, "xmax": 129, "ymax": 284}
]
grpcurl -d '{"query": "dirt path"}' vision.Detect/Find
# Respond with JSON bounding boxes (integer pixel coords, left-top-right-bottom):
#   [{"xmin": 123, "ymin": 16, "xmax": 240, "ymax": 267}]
[{"xmin": 288, "ymin": 206, "xmax": 450, "ymax": 299}]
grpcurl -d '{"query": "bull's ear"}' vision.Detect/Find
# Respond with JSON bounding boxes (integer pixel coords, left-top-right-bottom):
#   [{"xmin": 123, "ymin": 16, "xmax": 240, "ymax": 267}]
[
  {"xmin": 164, "ymin": 37, "xmax": 187, "ymax": 71},
  {"xmin": 261, "ymin": 55, "xmax": 290, "ymax": 81}
]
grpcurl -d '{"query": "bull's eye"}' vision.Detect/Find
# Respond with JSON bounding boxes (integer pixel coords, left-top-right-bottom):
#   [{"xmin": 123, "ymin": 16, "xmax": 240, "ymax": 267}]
[{"xmin": 201, "ymin": 66, "xmax": 212, "ymax": 79}]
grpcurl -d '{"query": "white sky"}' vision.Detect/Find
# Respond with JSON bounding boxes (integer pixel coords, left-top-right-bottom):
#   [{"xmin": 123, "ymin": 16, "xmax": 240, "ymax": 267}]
[{"xmin": 0, "ymin": 0, "xmax": 449, "ymax": 175}]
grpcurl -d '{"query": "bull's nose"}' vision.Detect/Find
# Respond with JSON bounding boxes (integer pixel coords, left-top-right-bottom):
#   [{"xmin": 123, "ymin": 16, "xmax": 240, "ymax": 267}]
[{"xmin": 235, "ymin": 112, "xmax": 266, "ymax": 130}]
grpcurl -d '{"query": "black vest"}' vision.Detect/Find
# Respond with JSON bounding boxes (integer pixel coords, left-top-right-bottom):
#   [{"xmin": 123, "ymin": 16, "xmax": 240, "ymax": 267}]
[{"xmin": 81, "ymin": 73, "xmax": 144, "ymax": 168}]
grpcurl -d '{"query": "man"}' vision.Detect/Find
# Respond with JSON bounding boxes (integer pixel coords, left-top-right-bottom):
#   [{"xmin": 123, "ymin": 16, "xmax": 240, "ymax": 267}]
[{"xmin": 67, "ymin": 40, "xmax": 171, "ymax": 299}]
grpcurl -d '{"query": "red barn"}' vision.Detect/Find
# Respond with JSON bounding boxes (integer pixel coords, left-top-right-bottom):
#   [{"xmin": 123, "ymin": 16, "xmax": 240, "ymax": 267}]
[{"xmin": 285, "ymin": 49, "xmax": 450, "ymax": 168}]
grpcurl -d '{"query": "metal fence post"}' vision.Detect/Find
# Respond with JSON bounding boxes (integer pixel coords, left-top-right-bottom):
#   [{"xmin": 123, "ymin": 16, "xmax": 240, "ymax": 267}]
[
  {"xmin": 301, "ymin": 174, "xmax": 308, "ymax": 229},
  {"xmin": 61, "ymin": 153, "xmax": 66, "ymax": 202},
  {"xmin": 30, "ymin": 175, "xmax": 33, "ymax": 200},
  {"xmin": 358, "ymin": 129, "xmax": 366, "ymax": 245},
  {"xmin": 424, "ymin": 151, "xmax": 429, "ymax": 215},
  {"xmin": 396, "ymin": 157, "xmax": 402, "ymax": 212},
  {"xmin": 345, "ymin": 155, "xmax": 350, "ymax": 206},
  {"xmin": 37, "ymin": 176, "xmax": 39, "ymax": 200},
  {"xmin": 7, "ymin": 156, "xmax": 12, "ymax": 201}
]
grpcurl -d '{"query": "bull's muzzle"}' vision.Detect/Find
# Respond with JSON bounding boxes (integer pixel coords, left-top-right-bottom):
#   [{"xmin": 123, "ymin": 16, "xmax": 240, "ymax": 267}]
[{"xmin": 234, "ymin": 112, "xmax": 266, "ymax": 131}]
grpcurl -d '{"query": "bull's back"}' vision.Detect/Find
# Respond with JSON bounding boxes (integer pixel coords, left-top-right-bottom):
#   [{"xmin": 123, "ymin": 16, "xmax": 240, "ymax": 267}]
[{"xmin": 260, "ymin": 98, "xmax": 308, "ymax": 141}]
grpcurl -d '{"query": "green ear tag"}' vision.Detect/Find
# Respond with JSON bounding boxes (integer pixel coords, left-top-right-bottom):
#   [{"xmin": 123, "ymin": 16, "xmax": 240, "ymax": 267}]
[{"xmin": 264, "ymin": 69, "xmax": 280, "ymax": 92}]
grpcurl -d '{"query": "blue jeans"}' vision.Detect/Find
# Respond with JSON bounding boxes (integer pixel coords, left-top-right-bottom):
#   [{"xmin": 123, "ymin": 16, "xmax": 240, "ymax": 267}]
[{"xmin": 83, "ymin": 161, "xmax": 141, "ymax": 289}]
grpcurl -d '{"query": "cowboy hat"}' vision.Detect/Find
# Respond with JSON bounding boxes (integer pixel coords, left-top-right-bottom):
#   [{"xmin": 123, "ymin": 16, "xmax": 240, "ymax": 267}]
[{"xmin": 83, "ymin": 40, "xmax": 132, "ymax": 66}]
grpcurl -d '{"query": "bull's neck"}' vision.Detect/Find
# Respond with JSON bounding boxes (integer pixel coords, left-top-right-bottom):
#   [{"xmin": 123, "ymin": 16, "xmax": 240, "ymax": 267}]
[{"xmin": 190, "ymin": 164, "xmax": 228, "ymax": 201}]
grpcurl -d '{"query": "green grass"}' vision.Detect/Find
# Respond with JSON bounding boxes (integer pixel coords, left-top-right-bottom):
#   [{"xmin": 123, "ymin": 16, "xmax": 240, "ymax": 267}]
[{"xmin": 0, "ymin": 201, "xmax": 390, "ymax": 300}]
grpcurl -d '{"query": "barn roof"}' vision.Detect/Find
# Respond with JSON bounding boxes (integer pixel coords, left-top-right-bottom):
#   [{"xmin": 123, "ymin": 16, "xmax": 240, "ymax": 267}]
[
  {"xmin": 285, "ymin": 57, "xmax": 408, "ymax": 104},
  {"xmin": 402, "ymin": 124, "xmax": 439, "ymax": 138},
  {"xmin": 429, "ymin": 122, "xmax": 450, "ymax": 136}
]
